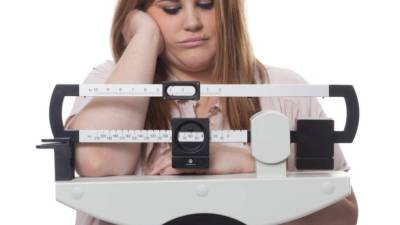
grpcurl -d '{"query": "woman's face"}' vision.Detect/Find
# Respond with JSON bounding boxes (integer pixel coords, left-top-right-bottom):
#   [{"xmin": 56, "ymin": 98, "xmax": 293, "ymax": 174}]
[{"xmin": 146, "ymin": 0, "xmax": 217, "ymax": 72}]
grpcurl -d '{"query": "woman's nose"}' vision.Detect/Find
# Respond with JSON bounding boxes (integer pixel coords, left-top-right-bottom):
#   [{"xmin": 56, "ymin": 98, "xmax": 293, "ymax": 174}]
[{"xmin": 183, "ymin": 8, "xmax": 203, "ymax": 32}]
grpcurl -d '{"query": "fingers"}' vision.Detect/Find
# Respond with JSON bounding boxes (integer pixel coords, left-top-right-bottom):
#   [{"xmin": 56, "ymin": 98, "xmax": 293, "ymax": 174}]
[
  {"xmin": 160, "ymin": 166, "xmax": 181, "ymax": 176},
  {"xmin": 149, "ymin": 150, "xmax": 173, "ymax": 175},
  {"xmin": 121, "ymin": 9, "xmax": 162, "ymax": 48}
]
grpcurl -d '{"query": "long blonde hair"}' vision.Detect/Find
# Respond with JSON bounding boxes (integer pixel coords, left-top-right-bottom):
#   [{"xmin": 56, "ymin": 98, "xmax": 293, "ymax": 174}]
[{"xmin": 111, "ymin": 0, "xmax": 269, "ymax": 132}]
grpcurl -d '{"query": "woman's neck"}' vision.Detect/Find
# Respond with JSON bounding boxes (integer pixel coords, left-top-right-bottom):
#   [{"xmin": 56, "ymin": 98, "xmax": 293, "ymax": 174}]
[
  {"xmin": 166, "ymin": 64, "xmax": 214, "ymax": 84},
  {"xmin": 165, "ymin": 64, "xmax": 220, "ymax": 116}
]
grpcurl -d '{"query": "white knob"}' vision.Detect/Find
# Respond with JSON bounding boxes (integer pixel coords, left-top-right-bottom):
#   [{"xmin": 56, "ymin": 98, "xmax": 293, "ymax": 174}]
[{"xmin": 195, "ymin": 184, "xmax": 209, "ymax": 197}]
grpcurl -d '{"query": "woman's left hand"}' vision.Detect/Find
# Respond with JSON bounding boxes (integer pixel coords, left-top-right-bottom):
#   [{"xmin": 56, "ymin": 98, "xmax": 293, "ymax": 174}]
[{"xmin": 149, "ymin": 143, "xmax": 256, "ymax": 175}]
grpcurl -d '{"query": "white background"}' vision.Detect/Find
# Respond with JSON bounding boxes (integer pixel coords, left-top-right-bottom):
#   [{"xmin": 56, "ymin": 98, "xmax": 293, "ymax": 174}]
[{"xmin": 0, "ymin": 0, "xmax": 398, "ymax": 224}]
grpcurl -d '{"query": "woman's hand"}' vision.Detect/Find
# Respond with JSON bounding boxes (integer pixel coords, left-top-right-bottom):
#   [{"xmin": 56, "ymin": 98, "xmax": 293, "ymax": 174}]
[
  {"xmin": 149, "ymin": 143, "xmax": 256, "ymax": 175},
  {"xmin": 122, "ymin": 9, "xmax": 165, "ymax": 55}
]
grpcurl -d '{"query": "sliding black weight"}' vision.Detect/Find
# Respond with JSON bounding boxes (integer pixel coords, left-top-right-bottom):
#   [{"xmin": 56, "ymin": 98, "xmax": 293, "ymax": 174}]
[
  {"xmin": 162, "ymin": 80, "xmax": 200, "ymax": 100},
  {"xmin": 171, "ymin": 118, "xmax": 210, "ymax": 169}
]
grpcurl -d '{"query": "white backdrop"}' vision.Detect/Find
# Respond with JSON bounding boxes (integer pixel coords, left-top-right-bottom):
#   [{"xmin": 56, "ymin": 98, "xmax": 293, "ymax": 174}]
[{"xmin": 0, "ymin": 0, "xmax": 398, "ymax": 224}]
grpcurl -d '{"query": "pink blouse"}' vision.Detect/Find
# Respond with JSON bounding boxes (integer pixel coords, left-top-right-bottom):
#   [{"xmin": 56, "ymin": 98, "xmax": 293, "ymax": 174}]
[{"xmin": 66, "ymin": 60, "xmax": 349, "ymax": 225}]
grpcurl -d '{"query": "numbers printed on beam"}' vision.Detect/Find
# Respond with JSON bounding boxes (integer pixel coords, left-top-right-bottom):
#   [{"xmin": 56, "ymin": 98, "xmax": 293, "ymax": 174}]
[
  {"xmin": 80, "ymin": 84, "xmax": 330, "ymax": 97},
  {"xmin": 81, "ymin": 84, "xmax": 163, "ymax": 97},
  {"xmin": 80, "ymin": 130, "xmax": 248, "ymax": 143}
]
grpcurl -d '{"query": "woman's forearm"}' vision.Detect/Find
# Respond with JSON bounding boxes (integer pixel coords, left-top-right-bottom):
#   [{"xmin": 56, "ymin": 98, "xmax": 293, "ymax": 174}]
[
  {"xmin": 69, "ymin": 29, "xmax": 161, "ymax": 177},
  {"xmin": 244, "ymin": 151, "xmax": 358, "ymax": 225},
  {"xmin": 281, "ymin": 190, "xmax": 358, "ymax": 225}
]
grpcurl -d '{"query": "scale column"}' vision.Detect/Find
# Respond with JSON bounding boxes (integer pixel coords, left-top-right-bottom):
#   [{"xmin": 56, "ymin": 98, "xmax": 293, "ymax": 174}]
[{"xmin": 250, "ymin": 111, "xmax": 290, "ymax": 177}]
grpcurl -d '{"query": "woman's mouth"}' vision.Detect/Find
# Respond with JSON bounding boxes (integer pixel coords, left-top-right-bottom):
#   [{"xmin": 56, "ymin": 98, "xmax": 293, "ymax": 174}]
[{"xmin": 177, "ymin": 37, "xmax": 209, "ymax": 48}]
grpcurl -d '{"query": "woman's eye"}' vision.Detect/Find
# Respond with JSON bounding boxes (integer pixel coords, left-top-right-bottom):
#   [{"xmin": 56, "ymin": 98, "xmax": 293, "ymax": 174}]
[
  {"xmin": 197, "ymin": 1, "xmax": 214, "ymax": 10},
  {"xmin": 162, "ymin": 1, "xmax": 213, "ymax": 15},
  {"xmin": 162, "ymin": 6, "xmax": 181, "ymax": 15}
]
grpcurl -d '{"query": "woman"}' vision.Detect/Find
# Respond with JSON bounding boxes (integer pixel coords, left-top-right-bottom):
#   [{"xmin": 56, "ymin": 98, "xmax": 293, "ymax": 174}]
[{"xmin": 66, "ymin": 0, "xmax": 358, "ymax": 224}]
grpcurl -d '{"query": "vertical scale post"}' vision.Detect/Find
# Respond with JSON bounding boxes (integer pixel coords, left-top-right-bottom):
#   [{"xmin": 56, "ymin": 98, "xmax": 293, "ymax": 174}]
[
  {"xmin": 250, "ymin": 111, "xmax": 290, "ymax": 177},
  {"xmin": 54, "ymin": 141, "xmax": 75, "ymax": 181}
]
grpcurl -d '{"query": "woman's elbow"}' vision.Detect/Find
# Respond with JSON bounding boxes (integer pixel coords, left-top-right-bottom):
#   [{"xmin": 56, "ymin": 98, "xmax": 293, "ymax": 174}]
[
  {"xmin": 347, "ymin": 190, "xmax": 359, "ymax": 225},
  {"xmin": 75, "ymin": 143, "xmax": 141, "ymax": 177}
]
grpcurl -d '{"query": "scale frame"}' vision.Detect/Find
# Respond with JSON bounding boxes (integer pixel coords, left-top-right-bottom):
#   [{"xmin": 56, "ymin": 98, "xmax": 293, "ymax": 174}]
[{"xmin": 37, "ymin": 81, "xmax": 359, "ymax": 225}]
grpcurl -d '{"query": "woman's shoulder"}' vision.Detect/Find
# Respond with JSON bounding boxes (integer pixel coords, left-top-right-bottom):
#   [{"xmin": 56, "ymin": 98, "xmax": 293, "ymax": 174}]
[
  {"xmin": 66, "ymin": 60, "xmax": 116, "ymax": 119},
  {"xmin": 264, "ymin": 65, "xmax": 309, "ymax": 85},
  {"xmin": 83, "ymin": 60, "xmax": 116, "ymax": 83},
  {"xmin": 257, "ymin": 65, "xmax": 318, "ymax": 124},
  {"xmin": 93, "ymin": 59, "xmax": 115, "ymax": 73}
]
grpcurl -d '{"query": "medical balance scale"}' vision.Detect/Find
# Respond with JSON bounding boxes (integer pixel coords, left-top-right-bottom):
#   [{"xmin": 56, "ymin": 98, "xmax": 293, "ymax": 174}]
[{"xmin": 37, "ymin": 81, "xmax": 359, "ymax": 225}]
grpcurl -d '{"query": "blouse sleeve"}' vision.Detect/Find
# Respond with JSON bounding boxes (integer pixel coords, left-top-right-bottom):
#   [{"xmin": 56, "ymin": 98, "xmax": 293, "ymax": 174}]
[{"xmin": 64, "ymin": 60, "xmax": 114, "ymax": 129}]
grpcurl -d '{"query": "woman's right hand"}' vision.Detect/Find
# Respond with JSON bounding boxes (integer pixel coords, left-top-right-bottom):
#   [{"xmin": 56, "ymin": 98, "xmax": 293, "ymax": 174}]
[{"xmin": 122, "ymin": 9, "xmax": 164, "ymax": 55}]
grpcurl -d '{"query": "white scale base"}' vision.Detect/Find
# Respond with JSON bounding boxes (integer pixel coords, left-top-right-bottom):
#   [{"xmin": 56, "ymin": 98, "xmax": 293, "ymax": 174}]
[{"xmin": 56, "ymin": 171, "xmax": 350, "ymax": 225}]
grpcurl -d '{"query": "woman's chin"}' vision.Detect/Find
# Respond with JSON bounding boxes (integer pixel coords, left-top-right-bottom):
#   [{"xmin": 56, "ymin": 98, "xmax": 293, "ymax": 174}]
[
  {"xmin": 178, "ymin": 55, "xmax": 215, "ymax": 71},
  {"xmin": 180, "ymin": 61, "xmax": 212, "ymax": 72},
  {"xmin": 162, "ymin": 50, "xmax": 215, "ymax": 72}
]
